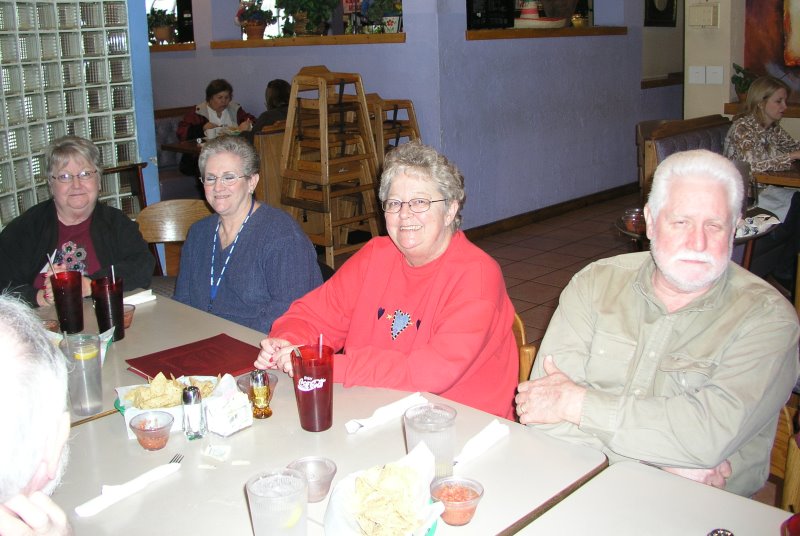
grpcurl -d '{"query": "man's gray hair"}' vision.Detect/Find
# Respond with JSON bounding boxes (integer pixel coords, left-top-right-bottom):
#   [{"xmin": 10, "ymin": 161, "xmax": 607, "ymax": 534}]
[
  {"xmin": 647, "ymin": 149, "xmax": 744, "ymax": 227},
  {"xmin": 0, "ymin": 295, "xmax": 67, "ymax": 502}
]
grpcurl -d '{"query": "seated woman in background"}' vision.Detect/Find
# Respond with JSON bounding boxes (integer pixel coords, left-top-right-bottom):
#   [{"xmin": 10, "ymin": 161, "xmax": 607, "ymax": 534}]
[
  {"xmin": 255, "ymin": 141, "xmax": 518, "ymax": 419},
  {"xmin": 176, "ymin": 79, "xmax": 255, "ymax": 177},
  {"xmin": 0, "ymin": 136, "xmax": 154, "ymax": 307},
  {"xmin": 173, "ymin": 136, "xmax": 322, "ymax": 333},
  {"xmin": 252, "ymin": 79, "xmax": 291, "ymax": 134},
  {"xmin": 725, "ymin": 75, "xmax": 800, "ymax": 289}
]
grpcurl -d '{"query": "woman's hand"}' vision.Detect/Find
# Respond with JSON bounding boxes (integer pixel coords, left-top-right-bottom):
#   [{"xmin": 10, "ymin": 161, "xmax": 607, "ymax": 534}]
[
  {"xmin": 789, "ymin": 150, "xmax": 800, "ymax": 160},
  {"xmin": 203, "ymin": 121, "xmax": 219, "ymax": 132},
  {"xmin": 255, "ymin": 337, "xmax": 297, "ymax": 376},
  {"xmin": 238, "ymin": 119, "xmax": 253, "ymax": 132}
]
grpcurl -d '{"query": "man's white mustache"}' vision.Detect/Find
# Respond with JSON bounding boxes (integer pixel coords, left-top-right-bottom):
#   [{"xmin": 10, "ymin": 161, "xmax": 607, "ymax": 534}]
[{"xmin": 673, "ymin": 251, "xmax": 715, "ymax": 263}]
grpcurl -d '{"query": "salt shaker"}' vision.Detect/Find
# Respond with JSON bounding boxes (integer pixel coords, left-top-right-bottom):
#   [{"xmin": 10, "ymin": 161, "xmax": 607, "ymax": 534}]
[{"xmin": 182, "ymin": 385, "xmax": 207, "ymax": 439}]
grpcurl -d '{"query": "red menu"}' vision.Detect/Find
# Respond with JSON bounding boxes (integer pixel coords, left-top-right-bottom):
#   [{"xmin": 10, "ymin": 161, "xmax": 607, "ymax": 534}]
[{"xmin": 126, "ymin": 334, "xmax": 258, "ymax": 380}]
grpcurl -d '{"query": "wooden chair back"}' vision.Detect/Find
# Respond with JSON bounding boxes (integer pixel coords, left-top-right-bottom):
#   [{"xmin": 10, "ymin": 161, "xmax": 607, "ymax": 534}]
[
  {"xmin": 513, "ymin": 313, "xmax": 538, "ymax": 382},
  {"xmin": 136, "ymin": 199, "xmax": 212, "ymax": 275},
  {"xmin": 253, "ymin": 121, "xmax": 287, "ymax": 208},
  {"xmin": 769, "ymin": 405, "xmax": 799, "ymax": 509}
]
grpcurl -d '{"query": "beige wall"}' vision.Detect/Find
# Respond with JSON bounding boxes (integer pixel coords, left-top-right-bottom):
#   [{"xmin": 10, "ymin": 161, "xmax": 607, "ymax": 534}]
[
  {"xmin": 683, "ymin": 2, "xmax": 800, "ymax": 137},
  {"xmin": 642, "ymin": 0, "xmax": 685, "ymax": 79}
]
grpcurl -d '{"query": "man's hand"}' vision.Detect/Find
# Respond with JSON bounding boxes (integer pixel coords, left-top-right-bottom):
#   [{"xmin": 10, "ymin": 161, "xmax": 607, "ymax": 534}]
[
  {"xmin": 661, "ymin": 459, "xmax": 732, "ymax": 489},
  {"xmin": 515, "ymin": 355, "xmax": 586, "ymax": 425},
  {"xmin": 0, "ymin": 493, "xmax": 71, "ymax": 536}
]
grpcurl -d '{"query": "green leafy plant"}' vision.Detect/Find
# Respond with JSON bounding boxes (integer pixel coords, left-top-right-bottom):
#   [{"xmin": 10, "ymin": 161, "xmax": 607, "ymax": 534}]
[
  {"xmin": 731, "ymin": 63, "xmax": 757, "ymax": 97},
  {"xmin": 365, "ymin": 0, "xmax": 401, "ymax": 24},
  {"xmin": 276, "ymin": 0, "xmax": 339, "ymax": 34},
  {"xmin": 235, "ymin": 1, "xmax": 277, "ymax": 26},
  {"xmin": 147, "ymin": 7, "xmax": 176, "ymax": 29}
]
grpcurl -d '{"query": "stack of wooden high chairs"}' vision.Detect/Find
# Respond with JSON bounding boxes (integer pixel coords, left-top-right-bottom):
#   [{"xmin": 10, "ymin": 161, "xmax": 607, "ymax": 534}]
[
  {"xmin": 366, "ymin": 93, "xmax": 421, "ymax": 167},
  {"xmin": 279, "ymin": 66, "xmax": 381, "ymax": 269}
]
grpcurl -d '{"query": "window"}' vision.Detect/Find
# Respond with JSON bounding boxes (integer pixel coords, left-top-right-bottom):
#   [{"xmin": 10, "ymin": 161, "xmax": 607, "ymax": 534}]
[{"xmin": 0, "ymin": 1, "xmax": 139, "ymax": 228}]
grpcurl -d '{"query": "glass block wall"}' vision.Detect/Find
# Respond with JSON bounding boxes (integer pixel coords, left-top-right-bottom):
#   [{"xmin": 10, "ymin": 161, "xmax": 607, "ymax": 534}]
[{"xmin": 0, "ymin": 0, "xmax": 139, "ymax": 229}]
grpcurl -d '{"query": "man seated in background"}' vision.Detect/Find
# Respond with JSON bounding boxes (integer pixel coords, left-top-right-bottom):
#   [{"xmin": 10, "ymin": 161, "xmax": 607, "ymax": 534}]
[
  {"xmin": 0, "ymin": 295, "xmax": 71, "ymax": 535},
  {"xmin": 516, "ymin": 149, "xmax": 800, "ymax": 496}
]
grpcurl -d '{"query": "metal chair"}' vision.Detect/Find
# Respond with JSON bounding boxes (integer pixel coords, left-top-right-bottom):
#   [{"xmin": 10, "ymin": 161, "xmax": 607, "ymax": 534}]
[{"xmin": 512, "ymin": 313, "xmax": 538, "ymax": 383}]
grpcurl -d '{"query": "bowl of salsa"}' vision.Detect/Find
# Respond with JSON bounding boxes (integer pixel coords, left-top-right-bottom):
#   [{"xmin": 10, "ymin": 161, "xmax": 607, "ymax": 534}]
[{"xmin": 430, "ymin": 476, "xmax": 484, "ymax": 526}]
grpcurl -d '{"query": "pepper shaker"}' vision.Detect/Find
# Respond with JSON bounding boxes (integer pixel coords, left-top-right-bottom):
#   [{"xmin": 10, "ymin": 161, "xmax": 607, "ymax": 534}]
[{"xmin": 182, "ymin": 385, "xmax": 207, "ymax": 439}]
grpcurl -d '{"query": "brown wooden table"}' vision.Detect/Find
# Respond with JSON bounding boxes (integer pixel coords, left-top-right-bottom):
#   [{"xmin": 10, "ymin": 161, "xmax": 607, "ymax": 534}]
[
  {"xmin": 754, "ymin": 169, "xmax": 800, "ymax": 188},
  {"xmin": 160, "ymin": 140, "xmax": 202, "ymax": 156}
]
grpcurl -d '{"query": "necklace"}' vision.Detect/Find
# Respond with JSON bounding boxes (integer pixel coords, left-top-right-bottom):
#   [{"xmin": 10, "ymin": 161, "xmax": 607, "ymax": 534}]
[{"xmin": 208, "ymin": 197, "xmax": 255, "ymax": 309}]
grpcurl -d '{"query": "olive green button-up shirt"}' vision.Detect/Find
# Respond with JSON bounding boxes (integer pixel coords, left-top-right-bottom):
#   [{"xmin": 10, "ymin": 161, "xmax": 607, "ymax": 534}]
[{"xmin": 530, "ymin": 252, "xmax": 800, "ymax": 496}]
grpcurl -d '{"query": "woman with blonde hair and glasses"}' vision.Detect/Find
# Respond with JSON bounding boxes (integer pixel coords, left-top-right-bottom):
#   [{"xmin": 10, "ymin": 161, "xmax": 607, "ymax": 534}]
[
  {"xmin": 725, "ymin": 75, "xmax": 800, "ymax": 291},
  {"xmin": 0, "ymin": 136, "xmax": 154, "ymax": 307},
  {"xmin": 256, "ymin": 141, "xmax": 518, "ymax": 419},
  {"xmin": 173, "ymin": 136, "xmax": 321, "ymax": 332}
]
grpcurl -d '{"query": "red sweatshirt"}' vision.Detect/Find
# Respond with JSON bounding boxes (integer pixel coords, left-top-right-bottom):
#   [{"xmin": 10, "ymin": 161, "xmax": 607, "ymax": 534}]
[{"xmin": 271, "ymin": 231, "xmax": 517, "ymax": 419}]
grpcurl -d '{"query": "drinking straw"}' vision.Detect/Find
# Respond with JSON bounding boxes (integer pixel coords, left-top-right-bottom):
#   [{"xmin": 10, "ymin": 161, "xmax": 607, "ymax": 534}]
[
  {"xmin": 319, "ymin": 333, "xmax": 323, "ymax": 357},
  {"xmin": 111, "ymin": 265, "xmax": 116, "ymax": 284},
  {"xmin": 46, "ymin": 249, "xmax": 57, "ymax": 275}
]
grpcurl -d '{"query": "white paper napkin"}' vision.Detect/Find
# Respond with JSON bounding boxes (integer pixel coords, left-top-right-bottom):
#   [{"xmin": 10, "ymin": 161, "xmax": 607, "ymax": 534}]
[
  {"xmin": 344, "ymin": 392, "xmax": 428, "ymax": 434},
  {"xmin": 453, "ymin": 418, "xmax": 510, "ymax": 466},
  {"xmin": 735, "ymin": 214, "xmax": 780, "ymax": 238},
  {"xmin": 124, "ymin": 289, "xmax": 156, "ymax": 306},
  {"xmin": 74, "ymin": 462, "xmax": 181, "ymax": 517}
]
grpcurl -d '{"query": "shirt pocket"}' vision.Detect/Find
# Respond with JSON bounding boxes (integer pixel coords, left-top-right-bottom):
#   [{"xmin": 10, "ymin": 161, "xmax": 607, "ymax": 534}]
[
  {"xmin": 657, "ymin": 354, "xmax": 717, "ymax": 394},
  {"xmin": 585, "ymin": 331, "xmax": 637, "ymax": 394}
]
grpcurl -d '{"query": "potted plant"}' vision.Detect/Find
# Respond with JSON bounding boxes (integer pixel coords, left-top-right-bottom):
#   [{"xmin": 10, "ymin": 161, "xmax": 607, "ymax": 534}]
[
  {"xmin": 147, "ymin": 7, "xmax": 177, "ymax": 44},
  {"xmin": 276, "ymin": 0, "xmax": 339, "ymax": 35},
  {"xmin": 235, "ymin": 1, "xmax": 277, "ymax": 40},
  {"xmin": 731, "ymin": 63, "xmax": 757, "ymax": 102}
]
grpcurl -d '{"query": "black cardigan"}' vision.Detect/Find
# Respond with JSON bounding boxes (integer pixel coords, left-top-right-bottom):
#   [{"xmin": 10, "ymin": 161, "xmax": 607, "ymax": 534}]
[{"xmin": 0, "ymin": 199, "xmax": 155, "ymax": 305}]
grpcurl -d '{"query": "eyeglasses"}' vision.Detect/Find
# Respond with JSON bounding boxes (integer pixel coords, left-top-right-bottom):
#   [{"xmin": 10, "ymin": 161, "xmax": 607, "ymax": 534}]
[
  {"xmin": 381, "ymin": 198, "xmax": 446, "ymax": 213},
  {"xmin": 51, "ymin": 170, "xmax": 97, "ymax": 183},
  {"xmin": 199, "ymin": 174, "xmax": 249, "ymax": 186}
]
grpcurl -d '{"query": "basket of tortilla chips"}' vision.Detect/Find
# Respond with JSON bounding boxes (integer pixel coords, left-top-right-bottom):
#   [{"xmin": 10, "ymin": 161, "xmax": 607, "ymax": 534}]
[{"xmin": 324, "ymin": 443, "xmax": 443, "ymax": 535}]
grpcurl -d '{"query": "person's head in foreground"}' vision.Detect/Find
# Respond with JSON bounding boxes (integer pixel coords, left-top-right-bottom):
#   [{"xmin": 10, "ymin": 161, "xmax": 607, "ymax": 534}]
[
  {"xmin": 644, "ymin": 149, "xmax": 742, "ymax": 301},
  {"xmin": 745, "ymin": 75, "xmax": 792, "ymax": 128},
  {"xmin": 198, "ymin": 136, "xmax": 260, "ymax": 221},
  {"xmin": 378, "ymin": 141, "xmax": 466, "ymax": 266},
  {"xmin": 0, "ymin": 294, "xmax": 70, "ymax": 534},
  {"xmin": 46, "ymin": 135, "xmax": 103, "ymax": 225}
]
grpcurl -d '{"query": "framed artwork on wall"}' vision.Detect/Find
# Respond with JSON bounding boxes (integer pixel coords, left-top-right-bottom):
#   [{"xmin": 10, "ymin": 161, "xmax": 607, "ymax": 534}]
[{"xmin": 645, "ymin": 0, "xmax": 677, "ymax": 27}]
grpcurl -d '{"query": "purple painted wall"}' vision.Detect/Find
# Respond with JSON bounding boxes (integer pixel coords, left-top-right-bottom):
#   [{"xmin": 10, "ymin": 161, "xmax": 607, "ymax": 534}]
[{"xmin": 149, "ymin": 0, "xmax": 682, "ymax": 229}]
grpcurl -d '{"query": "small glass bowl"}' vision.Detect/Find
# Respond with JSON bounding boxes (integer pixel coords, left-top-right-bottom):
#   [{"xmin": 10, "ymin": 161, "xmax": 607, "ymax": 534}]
[
  {"xmin": 129, "ymin": 411, "xmax": 173, "ymax": 451},
  {"xmin": 287, "ymin": 456, "xmax": 337, "ymax": 502},
  {"xmin": 430, "ymin": 476, "xmax": 484, "ymax": 526},
  {"xmin": 123, "ymin": 304, "xmax": 135, "ymax": 329},
  {"xmin": 622, "ymin": 208, "xmax": 646, "ymax": 234}
]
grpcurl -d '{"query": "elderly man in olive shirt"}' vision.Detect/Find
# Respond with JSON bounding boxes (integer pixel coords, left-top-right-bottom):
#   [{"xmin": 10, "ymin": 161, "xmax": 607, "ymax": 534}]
[{"xmin": 516, "ymin": 149, "xmax": 800, "ymax": 496}]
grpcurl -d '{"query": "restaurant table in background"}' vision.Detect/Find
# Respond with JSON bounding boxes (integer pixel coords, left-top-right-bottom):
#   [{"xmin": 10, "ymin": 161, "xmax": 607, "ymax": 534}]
[
  {"xmin": 519, "ymin": 461, "xmax": 791, "ymax": 535},
  {"xmin": 161, "ymin": 139, "xmax": 202, "ymax": 156},
  {"xmin": 53, "ymin": 385, "xmax": 606, "ymax": 535},
  {"xmin": 38, "ymin": 296, "xmax": 264, "ymax": 425},
  {"xmin": 754, "ymin": 169, "xmax": 800, "ymax": 189}
]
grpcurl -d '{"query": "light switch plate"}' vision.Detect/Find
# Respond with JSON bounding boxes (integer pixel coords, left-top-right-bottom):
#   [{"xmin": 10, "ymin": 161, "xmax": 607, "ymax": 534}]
[
  {"xmin": 706, "ymin": 65, "xmax": 724, "ymax": 85},
  {"xmin": 688, "ymin": 66, "xmax": 706, "ymax": 84}
]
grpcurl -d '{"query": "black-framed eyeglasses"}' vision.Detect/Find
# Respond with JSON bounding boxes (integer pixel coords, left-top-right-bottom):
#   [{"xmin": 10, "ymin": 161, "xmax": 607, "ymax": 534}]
[
  {"xmin": 51, "ymin": 170, "xmax": 98, "ymax": 183},
  {"xmin": 382, "ymin": 198, "xmax": 446, "ymax": 214},
  {"xmin": 199, "ymin": 174, "xmax": 250, "ymax": 186}
]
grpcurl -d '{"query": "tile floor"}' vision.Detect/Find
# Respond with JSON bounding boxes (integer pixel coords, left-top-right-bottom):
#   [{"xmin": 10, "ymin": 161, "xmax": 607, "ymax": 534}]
[{"xmin": 475, "ymin": 192, "xmax": 640, "ymax": 348}]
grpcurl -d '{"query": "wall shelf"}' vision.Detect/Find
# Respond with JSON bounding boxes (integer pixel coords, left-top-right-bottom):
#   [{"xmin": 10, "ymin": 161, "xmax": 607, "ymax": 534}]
[
  {"xmin": 150, "ymin": 42, "xmax": 196, "ymax": 53},
  {"xmin": 724, "ymin": 102, "xmax": 800, "ymax": 118},
  {"xmin": 465, "ymin": 26, "xmax": 627, "ymax": 41},
  {"xmin": 210, "ymin": 33, "xmax": 405, "ymax": 49}
]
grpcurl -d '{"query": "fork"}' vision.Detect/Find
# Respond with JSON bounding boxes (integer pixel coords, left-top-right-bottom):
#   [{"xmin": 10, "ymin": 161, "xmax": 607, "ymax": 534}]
[{"xmin": 170, "ymin": 454, "xmax": 184, "ymax": 464}]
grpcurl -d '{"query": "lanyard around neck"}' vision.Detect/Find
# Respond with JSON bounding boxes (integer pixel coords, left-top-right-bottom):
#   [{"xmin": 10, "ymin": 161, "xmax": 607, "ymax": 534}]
[{"xmin": 209, "ymin": 197, "xmax": 255, "ymax": 306}]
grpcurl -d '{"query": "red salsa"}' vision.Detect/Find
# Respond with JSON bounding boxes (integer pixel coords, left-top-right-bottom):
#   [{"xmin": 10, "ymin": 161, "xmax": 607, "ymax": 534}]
[{"xmin": 432, "ymin": 484, "xmax": 480, "ymax": 526}]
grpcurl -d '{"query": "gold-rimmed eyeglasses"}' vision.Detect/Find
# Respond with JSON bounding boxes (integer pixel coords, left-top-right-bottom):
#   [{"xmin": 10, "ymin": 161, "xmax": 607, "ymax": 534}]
[
  {"xmin": 199, "ymin": 174, "xmax": 250, "ymax": 186},
  {"xmin": 381, "ymin": 198, "xmax": 446, "ymax": 213}
]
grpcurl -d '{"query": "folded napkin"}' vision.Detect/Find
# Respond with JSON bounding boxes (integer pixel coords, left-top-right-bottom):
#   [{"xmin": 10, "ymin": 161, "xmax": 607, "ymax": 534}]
[
  {"xmin": 344, "ymin": 392, "xmax": 428, "ymax": 434},
  {"xmin": 74, "ymin": 462, "xmax": 181, "ymax": 517},
  {"xmin": 736, "ymin": 214, "xmax": 780, "ymax": 238},
  {"xmin": 453, "ymin": 418, "xmax": 510, "ymax": 466},
  {"xmin": 124, "ymin": 289, "xmax": 156, "ymax": 306}
]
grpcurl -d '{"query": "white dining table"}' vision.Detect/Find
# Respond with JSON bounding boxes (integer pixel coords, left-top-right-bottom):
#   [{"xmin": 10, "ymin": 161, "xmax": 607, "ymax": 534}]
[
  {"xmin": 39, "ymin": 295, "xmax": 265, "ymax": 425},
  {"xmin": 49, "ymin": 298, "xmax": 607, "ymax": 535},
  {"xmin": 518, "ymin": 461, "xmax": 792, "ymax": 535}
]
